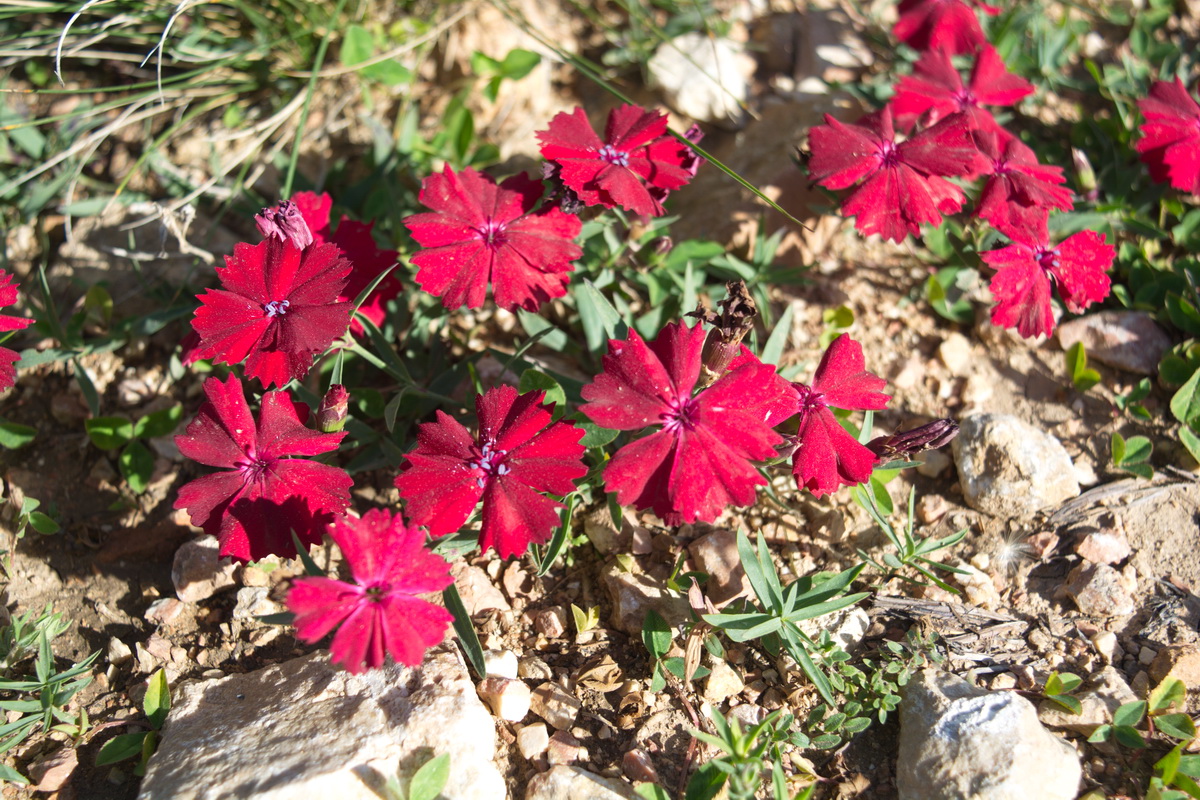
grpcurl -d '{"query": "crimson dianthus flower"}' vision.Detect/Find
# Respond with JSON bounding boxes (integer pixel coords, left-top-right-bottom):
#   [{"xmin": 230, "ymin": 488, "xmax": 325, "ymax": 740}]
[
  {"xmin": 973, "ymin": 128, "xmax": 1074, "ymax": 231},
  {"xmin": 890, "ymin": 45, "xmax": 1033, "ymax": 133},
  {"xmin": 174, "ymin": 374, "xmax": 353, "ymax": 561},
  {"xmin": 404, "ymin": 167, "xmax": 583, "ymax": 311},
  {"xmin": 807, "ymin": 107, "xmax": 979, "ymax": 242},
  {"xmin": 791, "ymin": 335, "xmax": 891, "ymax": 498},
  {"xmin": 284, "ymin": 191, "xmax": 402, "ymax": 334},
  {"xmin": 894, "ymin": 0, "xmax": 999, "ymax": 54},
  {"xmin": 981, "ymin": 215, "xmax": 1115, "ymax": 339},
  {"xmin": 0, "ymin": 271, "xmax": 33, "ymax": 393},
  {"xmin": 394, "ymin": 386, "xmax": 587, "ymax": 558},
  {"xmin": 537, "ymin": 105, "xmax": 695, "ymax": 217},
  {"xmin": 286, "ymin": 508, "xmax": 454, "ymax": 673},
  {"xmin": 579, "ymin": 321, "xmax": 799, "ymax": 526},
  {"xmin": 1136, "ymin": 78, "xmax": 1200, "ymax": 194},
  {"xmin": 191, "ymin": 237, "xmax": 352, "ymax": 388}
]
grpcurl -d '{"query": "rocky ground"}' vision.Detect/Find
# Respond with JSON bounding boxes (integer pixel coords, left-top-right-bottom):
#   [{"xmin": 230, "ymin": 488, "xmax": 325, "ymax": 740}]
[{"xmin": 2, "ymin": 1, "xmax": 1200, "ymax": 799}]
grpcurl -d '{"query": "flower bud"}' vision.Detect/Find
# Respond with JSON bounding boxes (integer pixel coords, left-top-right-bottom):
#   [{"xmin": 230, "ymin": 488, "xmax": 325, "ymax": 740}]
[
  {"xmin": 1072, "ymin": 148, "xmax": 1098, "ymax": 202},
  {"xmin": 255, "ymin": 200, "xmax": 314, "ymax": 250},
  {"xmin": 867, "ymin": 418, "xmax": 959, "ymax": 460},
  {"xmin": 689, "ymin": 280, "xmax": 757, "ymax": 387},
  {"xmin": 317, "ymin": 384, "xmax": 349, "ymax": 433}
]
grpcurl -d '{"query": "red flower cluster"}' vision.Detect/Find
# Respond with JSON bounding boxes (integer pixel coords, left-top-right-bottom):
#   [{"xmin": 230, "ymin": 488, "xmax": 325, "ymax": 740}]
[
  {"xmin": 395, "ymin": 385, "xmax": 587, "ymax": 558},
  {"xmin": 0, "ymin": 271, "xmax": 33, "ymax": 393},
  {"xmin": 286, "ymin": 509, "xmax": 453, "ymax": 673},
  {"xmin": 894, "ymin": 0, "xmax": 999, "ymax": 54},
  {"xmin": 1137, "ymin": 78, "xmax": 1200, "ymax": 195}
]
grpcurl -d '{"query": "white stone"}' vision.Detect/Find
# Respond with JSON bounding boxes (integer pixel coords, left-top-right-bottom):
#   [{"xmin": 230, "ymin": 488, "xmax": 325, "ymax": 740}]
[
  {"xmin": 478, "ymin": 677, "xmax": 531, "ymax": 722},
  {"xmin": 483, "ymin": 649, "xmax": 519, "ymax": 679},
  {"xmin": 916, "ymin": 449, "xmax": 951, "ymax": 478},
  {"xmin": 526, "ymin": 766, "xmax": 639, "ymax": 800},
  {"xmin": 107, "ymin": 637, "xmax": 133, "ymax": 666},
  {"xmin": 938, "ymin": 333, "xmax": 973, "ymax": 375},
  {"xmin": 647, "ymin": 33, "xmax": 753, "ymax": 124},
  {"xmin": 530, "ymin": 682, "xmax": 581, "ymax": 730},
  {"xmin": 517, "ymin": 723, "xmax": 549, "ymax": 760},
  {"xmin": 139, "ymin": 645, "xmax": 504, "ymax": 800},
  {"xmin": 172, "ymin": 538, "xmax": 237, "ymax": 604},
  {"xmin": 702, "ymin": 659, "xmax": 744, "ymax": 704}
]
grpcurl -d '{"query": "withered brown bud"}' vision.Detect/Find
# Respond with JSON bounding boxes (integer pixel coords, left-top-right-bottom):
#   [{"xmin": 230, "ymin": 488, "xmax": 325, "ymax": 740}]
[
  {"xmin": 255, "ymin": 200, "xmax": 313, "ymax": 250},
  {"xmin": 867, "ymin": 418, "xmax": 959, "ymax": 460},
  {"xmin": 688, "ymin": 280, "xmax": 758, "ymax": 388}
]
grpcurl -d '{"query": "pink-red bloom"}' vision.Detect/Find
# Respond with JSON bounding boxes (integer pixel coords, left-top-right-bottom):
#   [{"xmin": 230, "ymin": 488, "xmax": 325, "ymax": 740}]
[
  {"xmin": 286, "ymin": 509, "xmax": 454, "ymax": 673},
  {"xmin": 395, "ymin": 386, "xmax": 587, "ymax": 558},
  {"xmin": 890, "ymin": 45, "xmax": 1033, "ymax": 133},
  {"xmin": 0, "ymin": 271, "xmax": 33, "ymax": 393},
  {"xmin": 894, "ymin": 0, "xmax": 998, "ymax": 54},
  {"xmin": 579, "ymin": 321, "xmax": 798, "ymax": 525},
  {"xmin": 537, "ymin": 105, "xmax": 695, "ymax": 217},
  {"xmin": 288, "ymin": 192, "xmax": 402, "ymax": 333},
  {"xmin": 981, "ymin": 215, "xmax": 1115, "ymax": 339},
  {"xmin": 791, "ymin": 335, "xmax": 891, "ymax": 497},
  {"xmin": 191, "ymin": 237, "xmax": 352, "ymax": 388},
  {"xmin": 1136, "ymin": 78, "xmax": 1200, "ymax": 194},
  {"xmin": 174, "ymin": 374, "xmax": 353, "ymax": 561},
  {"xmin": 405, "ymin": 167, "xmax": 583, "ymax": 311},
  {"xmin": 973, "ymin": 128, "xmax": 1074, "ymax": 231},
  {"xmin": 808, "ymin": 107, "xmax": 979, "ymax": 242}
]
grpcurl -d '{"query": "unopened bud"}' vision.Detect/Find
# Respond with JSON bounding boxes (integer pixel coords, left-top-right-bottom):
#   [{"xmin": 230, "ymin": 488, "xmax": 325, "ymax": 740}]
[
  {"xmin": 689, "ymin": 280, "xmax": 758, "ymax": 387},
  {"xmin": 1071, "ymin": 148, "xmax": 1098, "ymax": 201},
  {"xmin": 255, "ymin": 200, "xmax": 314, "ymax": 250},
  {"xmin": 316, "ymin": 384, "xmax": 349, "ymax": 433},
  {"xmin": 867, "ymin": 418, "xmax": 959, "ymax": 460}
]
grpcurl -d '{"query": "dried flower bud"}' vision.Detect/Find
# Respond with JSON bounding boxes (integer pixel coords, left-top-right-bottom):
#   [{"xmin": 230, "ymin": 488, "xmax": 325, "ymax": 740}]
[
  {"xmin": 867, "ymin": 418, "xmax": 959, "ymax": 460},
  {"xmin": 255, "ymin": 200, "xmax": 314, "ymax": 250},
  {"xmin": 317, "ymin": 384, "xmax": 350, "ymax": 433},
  {"xmin": 688, "ymin": 280, "xmax": 758, "ymax": 387},
  {"xmin": 1071, "ymin": 148, "xmax": 1098, "ymax": 202}
]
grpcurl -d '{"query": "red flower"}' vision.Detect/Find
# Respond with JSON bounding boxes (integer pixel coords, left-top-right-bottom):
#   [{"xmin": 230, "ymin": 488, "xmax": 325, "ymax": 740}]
[
  {"xmin": 174, "ymin": 374, "xmax": 353, "ymax": 561},
  {"xmin": 191, "ymin": 237, "xmax": 352, "ymax": 388},
  {"xmin": 890, "ymin": 45, "xmax": 1033, "ymax": 133},
  {"xmin": 394, "ymin": 386, "xmax": 587, "ymax": 558},
  {"xmin": 404, "ymin": 167, "xmax": 583, "ymax": 311},
  {"xmin": 288, "ymin": 191, "xmax": 402, "ymax": 333},
  {"xmin": 808, "ymin": 107, "xmax": 979, "ymax": 242},
  {"xmin": 579, "ymin": 321, "xmax": 798, "ymax": 525},
  {"xmin": 1136, "ymin": 78, "xmax": 1200, "ymax": 194},
  {"xmin": 894, "ymin": 0, "xmax": 999, "ymax": 54},
  {"xmin": 791, "ymin": 335, "xmax": 891, "ymax": 497},
  {"xmin": 0, "ymin": 271, "xmax": 33, "ymax": 393},
  {"xmin": 286, "ymin": 508, "xmax": 454, "ymax": 673},
  {"xmin": 973, "ymin": 128, "xmax": 1074, "ymax": 231},
  {"xmin": 981, "ymin": 215, "xmax": 1114, "ymax": 339},
  {"xmin": 537, "ymin": 105, "xmax": 695, "ymax": 217}
]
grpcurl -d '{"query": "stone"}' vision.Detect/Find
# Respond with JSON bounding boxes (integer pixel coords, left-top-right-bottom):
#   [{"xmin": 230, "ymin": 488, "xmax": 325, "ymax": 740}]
[
  {"xmin": 232, "ymin": 586, "xmax": 282, "ymax": 622},
  {"xmin": 1091, "ymin": 632, "xmax": 1120, "ymax": 665},
  {"xmin": 518, "ymin": 655, "xmax": 553, "ymax": 681},
  {"xmin": 688, "ymin": 529, "xmax": 749, "ymax": 606},
  {"xmin": 530, "ymin": 682, "xmax": 582, "ymax": 730},
  {"xmin": 1056, "ymin": 311, "xmax": 1172, "ymax": 375},
  {"xmin": 533, "ymin": 607, "xmax": 567, "ymax": 640},
  {"xmin": 478, "ymin": 677, "xmax": 531, "ymax": 722},
  {"xmin": 546, "ymin": 730, "xmax": 587, "ymax": 766},
  {"xmin": 622, "ymin": 748, "xmax": 660, "ymax": 783},
  {"xmin": 916, "ymin": 450, "xmax": 952, "ymax": 478},
  {"xmin": 601, "ymin": 564, "xmax": 691, "ymax": 637},
  {"xmin": 517, "ymin": 723, "xmax": 549, "ymax": 759},
  {"xmin": 525, "ymin": 766, "xmax": 639, "ymax": 800},
  {"xmin": 172, "ymin": 537, "xmax": 237, "ymax": 603},
  {"xmin": 1038, "ymin": 667, "xmax": 1137, "ymax": 735},
  {"xmin": 1074, "ymin": 529, "xmax": 1131, "ymax": 565},
  {"xmin": 1066, "ymin": 563, "xmax": 1136, "ymax": 617},
  {"xmin": 798, "ymin": 606, "xmax": 870, "ymax": 653},
  {"xmin": 29, "ymin": 747, "xmax": 77, "ymax": 793},
  {"xmin": 451, "ymin": 562, "xmax": 510, "ymax": 615},
  {"xmin": 138, "ymin": 645, "xmax": 504, "ymax": 800},
  {"xmin": 144, "ymin": 598, "xmax": 186, "ymax": 627},
  {"xmin": 1150, "ymin": 644, "xmax": 1200, "ymax": 687},
  {"xmin": 952, "ymin": 413, "xmax": 1080, "ymax": 519},
  {"xmin": 647, "ymin": 34, "xmax": 753, "ymax": 124},
  {"xmin": 917, "ymin": 494, "xmax": 949, "ymax": 524},
  {"xmin": 107, "ymin": 636, "xmax": 133, "ymax": 666},
  {"xmin": 897, "ymin": 669, "xmax": 1081, "ymax": 800},
  {"xmin": 582, "ymin": 507, "xmax": 623, "ymax": 555},
  {"xmin": 938, "ymin": 333, "xmax": 973, "ymax": 375},
  {"xmin": 483, "ymin": 649, "xmax": 519, "ymax": 679},
  {"xmin": 702, "ymin": 658, "xmax": 744, "ymax": 704}
]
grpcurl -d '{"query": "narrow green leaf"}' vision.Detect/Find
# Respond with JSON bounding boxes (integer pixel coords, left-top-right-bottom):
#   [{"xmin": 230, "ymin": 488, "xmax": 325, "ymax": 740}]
[
  {"xmin": 1179, "ymin": 425, "xmax": 1200, "ymax": 463},
  {"xmin": 96, "ymin": 732, "xmax": 147, "ymax": 766},
  {"xmin": 408, "ymin": 753, "xmax": 450, "ymax": 800},
  {"xmin": 761, "ymin": 302, "xmax": 795, "ymax": 367},
  {"xmin": 0, "ymin": 763, "xmax": 29, "ymax": 785},
  {"xmin": 642, "ymin": 609, "xmax": 672, "ymax": 661},
  {"xmin": 535, "ymin": 493, "xmax": 575, "ymax": 577},
  {"xmin": 685, "ymin": 759, "xmax": 727, "ymax": 800},
  {"xmin": 72, "ymin": 359, "xmax": 100, "ymax": 417},
  {"xmin": 0, "ymin": 421, "xmax": 36, "ymax": 449},
  {"xmin": 443, "ymin": 583, "xmax": 486, "ymax": 678},
  {"xmin": 1154, "ymin": 713, "xmax": 1196, "ymax": 741},
  {"xmin": 1111, "ymin": 432, "xmax": 1127, "ymax": 465},
  {"xmin": 576, "ymin": 279, "xmax": 624, "ymax": 354},
  {"xmin": 1171, "ymin": 369, "xmax": 1200, "ymax": 430},
  {"xmin": 574, "ymin": 418, "xmax": 619, "ymax": 449},
  {"xmin": 144, "ymin": 669, "xmax": 170, "ymax": 729},
  {"xmin": 119, "ymin": 440, "xmax": 155, "ymax": 494}
]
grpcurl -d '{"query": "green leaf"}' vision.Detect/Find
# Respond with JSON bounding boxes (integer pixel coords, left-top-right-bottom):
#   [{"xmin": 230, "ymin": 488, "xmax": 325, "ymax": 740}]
[
  {"xmin": 642, "ymin": 609, "xmax": 672, "ymax": 661},
  {"xmin": 341, "ymin": 24, "xmax": 375, "ymax": 67},
  {"xmin": 96, "ymin": 732, "xmax": 148, "ymax": 766},
  {"xmin": 409, "ymin": 753, "xmax": 450, "ymax": 800},
  {"xmin": 26, "ymin": 512, "xmax": 59, "ymax": 536},
  {"xmin": 685, "ymin": 760, "xmax": 727, "ymax": 800},
  {"xmin": 1114, "ymin": 724, "xmax": 1148, "ymax": 749},
  {"xmin": 72, "ymin": 360, "xmax": 100, "ymax": 417},
  {"xmin": 518, "ymin": 369, "xmax": 566, "ymax": 411},
  {"xmin": 1046, "ymin": 671, "xmax": 1083, "ymax": 696},
  {"xmin": 1087, "ymin": 724, "xmax": 1113, "ymax": 743},
  {"xmin": 1111, "ymin": 431, "xmax": 1127, "ymax": 464},
  {"xmin": 1122, "ymin": 436, "xmax": 1153, "ymax": 464},
  {"xmin": 498, "ymin": 49, "xmax": 540, "ymax": 79},
  {"xmin": 0, "ymin": 421, "xmax": 36, "ymax": 449},
  {"xmin": 119, "ymin": 441, "xmax": 155, "ymax": 494},
  {"xmin": 133, "ymin": 404, "xmax": 183, "ymax": 439},
  {"xmin": 1154, "ymin": 713, "xmax": 1196, "ymax": 741},
  {"xmin": 1120, "ymin": 462, "xmax": 1154, "ymax": 480},
  {"xmin": 636, "ymin": 783, "xmax": 672, "ymax": 800},
  {"xmin": 443, "ymin": 584, "xmax": 486, "ymax": 678},
  {"xmin": 85, "ymin": 416, "xmax": 133, "ymax": 450},
  {"xmin": 761, "ymin": 302, "xmax": 795, "ymax": 367},
  {"xmin": 1171, "ymin": 369, "xmax": 1200, "ymax": 430},
  {"xmin": 1179, "ymin": 425, "xmax": 1200, "ymax": 464},
  {"xmin": 0, "ymin": 763, "xmax": 29, "ymax": 785},
  {"xmin": 1151, "ymin": 678, "xmax": 1187, "ymax": 714},
  {"xmin": 1113, "ymin": 700, "xmax": 1148, "ymax": 728},
  {"xmin": 144, "ymin": 669, "xmax": 170, "ymax": 729},
  {"xmin": 534, "ymin": 493, "xmax": 575, "ymax": 577},
  {"xmin": 1047, "ymin": 694, "xmax": 1083, "ymax": 715},
  {"xmin": 1065, "ymin": 342, "xmax": 1101, "ymax": 391},
  {"xmin": 575, "ymin": 419, "xmax": 619, "ymax": 449},
  {"xmin": 576, "ymin": 279, "xmax": 624, "ymax": 354}
]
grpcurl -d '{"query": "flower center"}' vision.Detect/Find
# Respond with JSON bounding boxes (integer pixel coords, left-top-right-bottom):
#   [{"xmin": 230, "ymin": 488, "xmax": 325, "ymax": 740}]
[
  {"xmin": 237, "ymin": 455, "xmax": 272, "ymax": 484},
  {"xmin": 953, "ymin": 89, "xmax": 978, "ymax": 110},
  {"xmin": 878, "ymin": 140, "xmax": 900, "ymax": 168},
  {"xmin": 660, "ymin": 396, "xmax": 699, "ymax": 435},
  {"xmin": 1035, "ymin": 246, "xmax": 1060, "ymax": 272},
  {"xmin": 263, "ymin": 299, "xmax": 291, "ymax": 317},
  {"xmin": 598, "ymin": 144, "xmax": 630, "ymax": 167},
  {"xmin": 795, "ymin": 384, "xmax": 826, "ymax": 414},
  {"xmin": 467, "ymin": 440, "xmax": 510, "ymax": 488},
  {"xmin": 477, "ymin": 219, "xmax": 507, "ymax": 249}
]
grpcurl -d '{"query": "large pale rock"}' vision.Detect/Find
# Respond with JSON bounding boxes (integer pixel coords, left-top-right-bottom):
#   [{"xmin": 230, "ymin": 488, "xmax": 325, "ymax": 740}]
[
  {"xmin": 952, "ymin": 413, "xmax": 1079, "ymax": 518},
  {"xmin": 139, "ymin": 645, "xmax": 504, "ymax": 800},
  {"xmin": 647, "ymin": 33, "xmax": 754, "ymax": 124},
  {"xmin": 1057, "ymin": 311, "xmax": 1171, "ymax": 375},
  {"xmin": 526, "ymin": 766, "xmax": 639, "ymax": 800},
  {"xmin": 897, "ymin": 669, "xmax": 1081, "ymax": 800}
]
